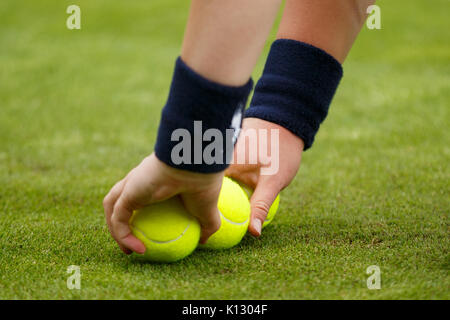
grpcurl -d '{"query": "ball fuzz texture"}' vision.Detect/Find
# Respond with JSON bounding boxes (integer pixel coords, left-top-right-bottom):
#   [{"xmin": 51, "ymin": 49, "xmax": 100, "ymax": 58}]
[
  {"xmin": 129, "ymin": 197, "xmax": 200, "ymax": 263},
  {"xmin": 200, "ymin": 177, "xmax": 251, "ymax": 250},
  {"xmin": 240, "ymin": 184, "xmax": 280, "ymax": 228}
]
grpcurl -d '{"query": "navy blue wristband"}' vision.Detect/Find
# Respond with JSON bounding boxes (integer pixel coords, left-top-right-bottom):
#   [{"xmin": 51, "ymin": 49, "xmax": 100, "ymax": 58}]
[
  {"xmin": 245, "ymin": 39, "xmax": 343, "ymax": 150},
  {"xmin": 155, "ymin": 57, "xmax": 253, "ymax": 173}
]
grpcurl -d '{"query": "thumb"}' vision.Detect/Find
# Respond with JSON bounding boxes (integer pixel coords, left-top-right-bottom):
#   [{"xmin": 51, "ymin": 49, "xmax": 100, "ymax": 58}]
[
  {"xmin": 248, "ymin": 181, "xmax": 280, "ymax": 237},
  {"xmin": 181, "ymin": 190, "xmax": 222, "ymax": 244}
]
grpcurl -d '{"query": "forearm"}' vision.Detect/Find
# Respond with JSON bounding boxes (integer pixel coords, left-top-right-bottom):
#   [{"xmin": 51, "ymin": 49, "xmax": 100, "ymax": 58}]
[
  {"xmin": 277, "ymin": 0, "xmax": 376, "ymax": 63},
  {"xmin": 181, "ymin": 0, "xmax": 282, "ymax": 86}
]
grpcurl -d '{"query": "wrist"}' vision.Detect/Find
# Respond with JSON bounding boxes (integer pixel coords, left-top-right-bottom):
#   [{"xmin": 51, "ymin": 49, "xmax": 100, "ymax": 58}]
[
  {"xmin": 245, "ymin": 39, "xmax": 343, "ymax": 150},
  {"xmin": 155, "ymin": 57, "xmax": 254, "ymax": 173}
]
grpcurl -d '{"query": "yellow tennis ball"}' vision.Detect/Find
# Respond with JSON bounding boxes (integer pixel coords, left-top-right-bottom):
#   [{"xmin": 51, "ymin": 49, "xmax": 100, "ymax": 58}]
[
  {"xmin": 240, "ymin": 184, "xmax": 280, "ymax": 228},
  {"xmin": 129, "ymin": 197, "xmax": 200, "ymax": 263},
  {"xmin": 200, "ymin": 177, "xmax": 251, "ymax": 250}
]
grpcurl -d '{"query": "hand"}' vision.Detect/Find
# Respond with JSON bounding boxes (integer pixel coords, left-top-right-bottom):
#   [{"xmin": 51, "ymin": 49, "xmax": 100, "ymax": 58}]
[
  {"xmin": 103, "ymin": 153, "xmax": 223, "ymax": 254},
  {"xmin": 225, "ymin": 118, "xmax": 304, "ymax": 236}
]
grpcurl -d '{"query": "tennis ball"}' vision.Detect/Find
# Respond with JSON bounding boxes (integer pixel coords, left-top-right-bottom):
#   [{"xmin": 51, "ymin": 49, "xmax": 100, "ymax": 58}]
[
  {"xmin": 200, "ymin": 177, "xmax": 251, "ymax": 250},
  {"xmin": 129, "ymin": 197, "xmax": 200, "ymax": 263},
  {"xmin": 240, "ymin": 184, "xmax": 280, "ymax": 228}
]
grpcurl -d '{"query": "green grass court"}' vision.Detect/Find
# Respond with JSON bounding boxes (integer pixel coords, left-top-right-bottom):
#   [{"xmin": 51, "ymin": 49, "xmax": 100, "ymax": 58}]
[{"xmin": 0, "ymin": 0, "xmax": 448, "ymax": 299}]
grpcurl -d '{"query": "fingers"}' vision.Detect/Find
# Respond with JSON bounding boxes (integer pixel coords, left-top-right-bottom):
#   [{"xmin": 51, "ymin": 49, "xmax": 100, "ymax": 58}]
[
  {"xmin": 181, "ymin": 188, "xmax": 222, "ymax": 244},
  {"xmin": 103, "ymin": 174, "xmax": 147, "ymax": 255},
  {"xmin": 103, "ymin": 179, "xmax": 131, "ymax": 254},
  {"xmin": 111, "ymin": 195, "xmax": 146, "ymax": 254},
  {"xmin": 248, "ymin": 179, "xmax": 281, "ymax": 237}
]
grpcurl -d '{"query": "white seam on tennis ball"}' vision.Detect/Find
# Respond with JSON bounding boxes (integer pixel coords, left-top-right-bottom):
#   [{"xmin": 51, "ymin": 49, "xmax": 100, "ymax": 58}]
[
  {"xmin": 219, "ymin": 210, "xmax": 249, "ymax": 226},
  {"xmin": 133, "ymin": 223, "xmax": 191, "ymax": 244}
]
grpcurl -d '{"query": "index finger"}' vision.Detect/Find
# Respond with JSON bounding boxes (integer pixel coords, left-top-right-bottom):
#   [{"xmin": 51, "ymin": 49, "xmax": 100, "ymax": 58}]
[{"xmin": 111, "ymin": 195, "xmax": 146, "ymax": 254}]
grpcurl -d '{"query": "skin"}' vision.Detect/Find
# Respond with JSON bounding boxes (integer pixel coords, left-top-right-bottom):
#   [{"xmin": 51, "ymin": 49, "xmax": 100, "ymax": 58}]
[
  {"xmin": 104, "ymin": 0, "xmax": 375, "ymax": 254},
  {"xmin": 182, "ymin": 0, "xmax": 282, "ymax": 86}
]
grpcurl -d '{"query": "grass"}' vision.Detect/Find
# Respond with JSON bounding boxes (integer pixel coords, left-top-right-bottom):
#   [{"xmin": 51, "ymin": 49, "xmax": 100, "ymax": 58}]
[{"xmin": 0, "ymin": 0, "xmax": 448, "ymax": 299}]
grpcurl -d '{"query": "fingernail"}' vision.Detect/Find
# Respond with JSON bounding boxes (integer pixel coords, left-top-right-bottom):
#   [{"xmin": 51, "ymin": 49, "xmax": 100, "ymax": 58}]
[
  {"xmin": 136, "ymin": 247, "xmax": 146, "ymax": 255},
  {"xmin": 253, "ymin": 219, "xmax": 262, "ymax": 236}
]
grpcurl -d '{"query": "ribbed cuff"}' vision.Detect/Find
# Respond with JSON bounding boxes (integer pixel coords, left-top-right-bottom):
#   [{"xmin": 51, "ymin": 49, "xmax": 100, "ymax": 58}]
[
  {"xmin": 155, "ymin": 57, "xmax": 253, "ymax": 173},
  {"xmin": 245, "ymin": 39, "xmax": 343, "ymax": 150}
]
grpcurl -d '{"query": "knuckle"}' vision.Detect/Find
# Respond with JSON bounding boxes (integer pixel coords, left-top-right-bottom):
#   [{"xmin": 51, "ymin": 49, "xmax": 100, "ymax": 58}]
[
  {"xmin": 266, "ymin": 179, "xmax": 282, "ymax": 190},
  {"xmin": 113, "ymin": 196, "xmax": 129, "ymax": 213},
  {"xmin": 110, "ymin": 212, "xmax": 119, "ymax": 225},
  {"xmin": 202, "ymin": 217, "xmax": 221, "ymax": 235},
  {"xmin": 260, "ymin": 176, "xmax": 283, "ymax": 190},
  {"xmin": 251, "ymin": 200, "xmax": 270, "ymax": 219},
  {"xmin": 102, "ymin": 195, "xmax": 111, "ymax": 208},
  {"xmin": 110, "ymin": 215, "xmax": 124, "ymax": 239}
]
